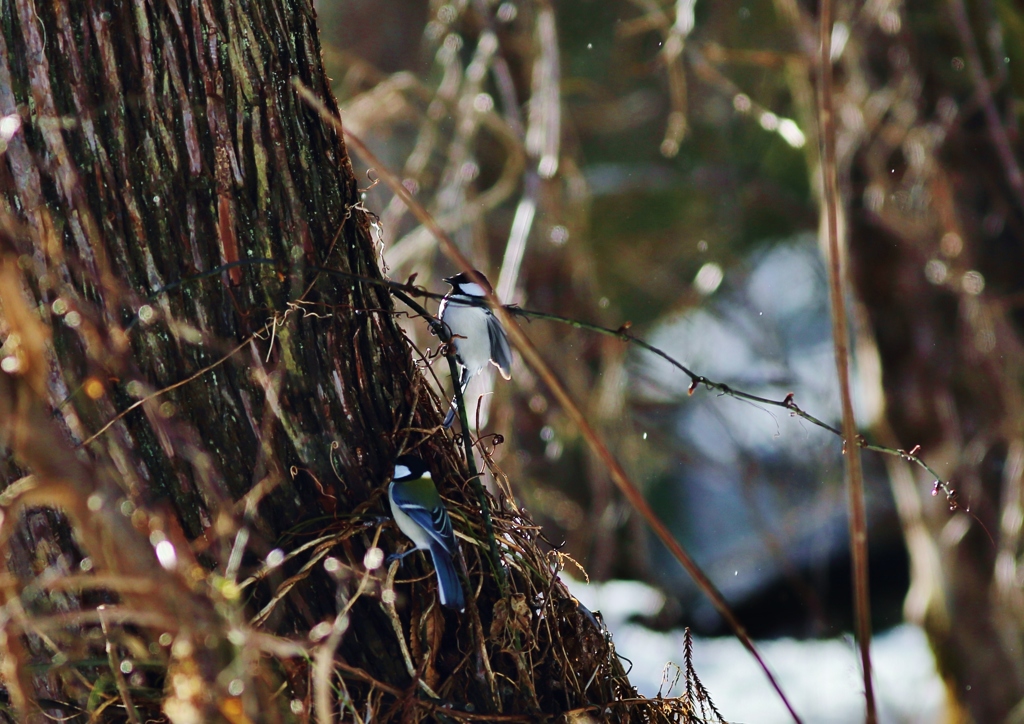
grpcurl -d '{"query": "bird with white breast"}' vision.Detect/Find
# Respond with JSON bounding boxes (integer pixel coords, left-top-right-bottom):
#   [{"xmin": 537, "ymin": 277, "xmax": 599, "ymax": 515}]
[
  {"xmin": 387, "ymin": 454, "xmax": 465, "ymax": 611},
  {"xmin": 438, "ymin": 269, "xmax": 513, "ymax": 428}
]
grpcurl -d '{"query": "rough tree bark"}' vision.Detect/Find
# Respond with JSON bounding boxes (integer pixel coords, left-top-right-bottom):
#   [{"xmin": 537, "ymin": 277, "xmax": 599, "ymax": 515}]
[{"xmin": 0, "ymin": 1, "xmax": 638, "ymax": 722}]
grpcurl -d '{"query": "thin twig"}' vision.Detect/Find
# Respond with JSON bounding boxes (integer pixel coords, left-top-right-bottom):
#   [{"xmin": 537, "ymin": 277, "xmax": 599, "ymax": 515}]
[
  {"xmin": 98, "ymin": 605, "xmax": 142, "ymax": 724},
  {"xmin": 447, "ymin": 347, "xmax": 510, "ymax": 596},
  {"xmin": 313, "ymin": 528, "xmax": 381, "ymax": 724},
  {"xmin": 77, "ymin": 335, "xmax": 255, "ymax": 447},
  {"xmin": 383, "ymin": 558, "xmax": 440, "ymax": 699},
  {"xmin": 140, "ymin": 258, "xmax": 971, "ymax": 518},
  {"xmin": 818, "ymin": 2, "xmax": 876, "ymax": 722}
]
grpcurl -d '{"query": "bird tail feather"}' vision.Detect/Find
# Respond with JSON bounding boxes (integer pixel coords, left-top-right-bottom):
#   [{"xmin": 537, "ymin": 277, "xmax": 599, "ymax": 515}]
[{"xmin": 429, "ymin": 543, "xmax": 465, "ymax": 611}]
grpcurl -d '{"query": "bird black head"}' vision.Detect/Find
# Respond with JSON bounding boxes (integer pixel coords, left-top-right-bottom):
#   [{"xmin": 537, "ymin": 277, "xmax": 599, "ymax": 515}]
[
  {"xmin": 444, "ymin": 269, "xmax": 493, "ymax": 297},
  {"xmin": 393, "ymin": 454, "xmax": 431, "ymax": 482}
]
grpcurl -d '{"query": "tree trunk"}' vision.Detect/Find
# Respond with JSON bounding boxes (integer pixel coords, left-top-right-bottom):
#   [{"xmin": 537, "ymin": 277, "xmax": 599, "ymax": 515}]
[
  {"xmin": 0, "ymin": 1, "xmax": 636, "ymax": 722},
  {"xmin": 840, "ymin": 3, "xmax": 1024, "ymax": 720}
]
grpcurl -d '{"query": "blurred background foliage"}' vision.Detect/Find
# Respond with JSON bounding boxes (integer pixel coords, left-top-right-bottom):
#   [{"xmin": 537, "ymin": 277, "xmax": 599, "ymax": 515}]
[{"xmin": 318, "ymin": 0, "xmax": 1024, "ymax": 716}]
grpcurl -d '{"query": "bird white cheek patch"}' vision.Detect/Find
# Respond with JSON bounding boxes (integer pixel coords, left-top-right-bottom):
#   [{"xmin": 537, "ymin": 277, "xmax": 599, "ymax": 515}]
[
  {"xmin": 394, "ymin": 465, "xmax": 411, "ymax": 478},
  {"xmin": 461, "ymin": 282, "xmax": 487, "ymax": 297}
]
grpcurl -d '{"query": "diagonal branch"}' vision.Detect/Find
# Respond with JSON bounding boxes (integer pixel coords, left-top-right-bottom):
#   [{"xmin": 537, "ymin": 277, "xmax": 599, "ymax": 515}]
[{"xmin": 817, "ymin": 1, "xmax": 876, "ymax": 721}]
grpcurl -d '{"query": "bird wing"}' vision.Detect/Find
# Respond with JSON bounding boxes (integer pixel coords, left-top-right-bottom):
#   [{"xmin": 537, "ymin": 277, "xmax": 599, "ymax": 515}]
[
  {"xmin": 487, "ymin": 312, "xmax": 513, "ymax": 380},
  {"xmin": 389, "ymin": 484, "xmax": 458, "ymax": 553}
]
